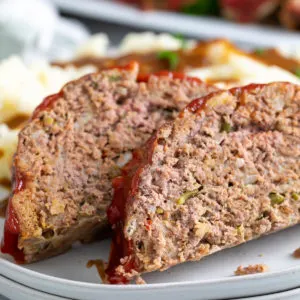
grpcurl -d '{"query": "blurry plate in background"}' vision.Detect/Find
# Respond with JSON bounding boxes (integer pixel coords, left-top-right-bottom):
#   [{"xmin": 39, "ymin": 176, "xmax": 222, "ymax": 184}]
[
  {"xmin": 0, "ymin": 0, "xmax": 90, "ymax": 62},
  {"xmin": 51, "ymin": 0, "xmax": 300, "ymax": 48}
]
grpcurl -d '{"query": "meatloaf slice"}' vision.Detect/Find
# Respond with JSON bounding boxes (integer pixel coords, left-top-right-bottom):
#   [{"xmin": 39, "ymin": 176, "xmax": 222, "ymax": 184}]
[
  {"xmin": 1, "ymin": 62, "xmax": 217, "ymax": 263},
  {"xmin": 107, "ymin": 82, "xmax": 300, "ymax": 283}
]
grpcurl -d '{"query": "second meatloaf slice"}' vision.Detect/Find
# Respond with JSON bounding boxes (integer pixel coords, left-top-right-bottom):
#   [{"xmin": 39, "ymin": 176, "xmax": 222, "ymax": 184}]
[
  {"xmin": 107, "ymin": 82, "xmax": 300, "ymax": 283},
  {"xmin": 1, "ymin": 62, "xmax": 216, "ymax": 263}
]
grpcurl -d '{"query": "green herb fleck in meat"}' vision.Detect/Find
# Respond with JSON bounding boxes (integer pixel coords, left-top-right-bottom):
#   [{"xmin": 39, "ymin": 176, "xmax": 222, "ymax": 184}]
[
  {"xmin": 257, "ymin": 210, "xmax": 269, "ymax": 220},
  {"xmin": 177, "ymin": 189, "xmax": 199, "ymax": 205},
  {"xmin": 220, "ymin": 120, "xmax": 231, "ymax": 133},
  {"xmin": 295, "ymin": 68, "xmax": 300, "ymax": 78},
  {"xmin": 156, "ymin": 207, "xmax": 164, "ymax": 214},
  {"xmin": 109, "ymin": 75, "xmax": 121, "ymax": 82},
  {"xmin": 292, "ymin": 192, "xmax": 299, "ymax": 201},
  {"xmin": 91, "ymin": 82, "xmax": 98, "ymax": 89},
  {"xmin": 236, "ymin": 224, "xmax": 245, "ymax": 237},
  {"xmin": 269, "ymin": 192, "xmax": 285, "ymax": 206},
  {"xmin": 157, "ymin": 51, "xmax": 179, "ymax": 70}
]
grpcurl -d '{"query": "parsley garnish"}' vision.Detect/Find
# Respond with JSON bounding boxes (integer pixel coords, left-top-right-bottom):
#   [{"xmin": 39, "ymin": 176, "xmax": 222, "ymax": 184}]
[
  {"xmin": 157, "ymin": 51, "xmax": 179, "ymax": 70},
  {"xmin": 295, "ymin": 68, "xmax": 300, "ymax": 78},
  {"xmin": 254, "ymin": 48, "xmax": 265, "ymax": 56}
]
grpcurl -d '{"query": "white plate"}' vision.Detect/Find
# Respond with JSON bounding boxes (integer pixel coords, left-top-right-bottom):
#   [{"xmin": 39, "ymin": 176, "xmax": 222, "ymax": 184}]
[
  {"xmin": 0, "ymin": 275, "xmax": 69, "ymax": 300},
  {"xmin": 238, "ymin": 287, "xmax": 300, "ymax": 300},
  {"xmin": 1, "ymin": 218, "xmax": 300, "ymax": 300},
  {"xmin": 51, "ymin": 0, "xmax": 300, "ymax": 47},
  {"xmin": 1, "ymin": 276, "xmax": 300, "ymax": 300},
  {"xmin": 2, "ymin": 275, "xmax": 300, "ymax": 300}
]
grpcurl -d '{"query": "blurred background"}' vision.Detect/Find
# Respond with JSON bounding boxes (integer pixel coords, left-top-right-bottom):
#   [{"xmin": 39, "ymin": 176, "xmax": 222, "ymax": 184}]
[{"xmin": 1, "ymin": 0, "xmax": 300, "ymax": 62}]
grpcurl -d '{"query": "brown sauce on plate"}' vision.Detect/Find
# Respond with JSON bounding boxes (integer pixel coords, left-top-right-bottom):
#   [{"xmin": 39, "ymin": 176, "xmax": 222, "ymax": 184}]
[
  {"xmin": 54, "ymin": 41, "xmax": 213, "ymax": 76},
  {"xmin": 251, "ymin": 48, "xmax": 300, "ymax": 74},
  {"xmin": 0, "ymin": 199, "xmax": 8, "ymax": 218},
  {"xmin": 0, "ymin": 179, "xmax": 11, "ymax": 218},
  {"xmin": 5, "ymin": 114, "xmax": 29, "ymax": 130},
  {"xmin": 293, "ymin": 247, "xmax": 300, "ymax": 258},
  {"xmin": 56, "ymin": 40, "xmax": 299, "ymax": 78},
  {"xmin": 0, "ymin": 179, "xmax": 11, "ymax": 190}
]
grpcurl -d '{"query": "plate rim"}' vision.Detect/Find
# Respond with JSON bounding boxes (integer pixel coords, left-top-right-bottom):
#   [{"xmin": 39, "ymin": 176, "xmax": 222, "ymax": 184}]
[
  {"xmin": 2, "ymin": 255, "xmax": 300, "ymax": 290},
  {"xmin": 0, "ymin": 275, "xmax": 300, "ymax": 300},
  {"xmin": 2, "ymin": 273, "xmax": 300, "ymax": 300},
  {"xmin": 0, "ymin": 274, "xmax": 71, "ymax": 300}
]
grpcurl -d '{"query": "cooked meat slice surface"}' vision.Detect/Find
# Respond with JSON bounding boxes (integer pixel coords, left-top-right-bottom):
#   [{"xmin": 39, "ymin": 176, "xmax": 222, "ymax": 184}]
[
  {"xmin": 1, "ymin": 62, "xmax": 216, "ymax": 263},
  {"xmin": 107, "ymin": 82, "xmax": 300, "ymax": 283}
]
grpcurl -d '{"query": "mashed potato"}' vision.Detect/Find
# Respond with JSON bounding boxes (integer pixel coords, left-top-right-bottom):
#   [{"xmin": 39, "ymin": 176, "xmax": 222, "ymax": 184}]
[
  {"xmin": 277, "ymin": 44, "xmax": 300, "ymax": 62},
  {"xmin": 0, "ymin": 57, "xmax": 45, "ymax": 123},
  {"xmin": 188, "ymin": 40, "xmax": 300, "ymax": 88},
  {"xmin": 0, "ymin": 124, "xmax": 18, "ymax": 181},
  {"xmin": 0, "ymin": 56, "xmax": 96, "ymax": 124},
  {"xmin": 119, "ymin": 32, "xmax": 195, "ymax": 54},
  {"xmin": 75, "ymin": 33, "xmax": 109, "ymax": 58}
]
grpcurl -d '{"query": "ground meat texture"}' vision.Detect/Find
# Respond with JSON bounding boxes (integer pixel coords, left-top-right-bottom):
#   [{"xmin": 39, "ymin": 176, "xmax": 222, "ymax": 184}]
[
  {"xmin": 1, "ymin": 62, "xmax": 216, "ymax": 263},
  {"xmin": 107, "ymin": 82, "xmax": 300, "ymax": 283},
  {"xmin": 235, "ymin": 264, "xmax": 269, "ymax": 276}
]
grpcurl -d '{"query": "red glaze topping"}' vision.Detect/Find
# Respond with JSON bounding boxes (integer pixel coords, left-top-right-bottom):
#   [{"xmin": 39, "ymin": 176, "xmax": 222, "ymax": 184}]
[
  {"xmin": 1, "ymin": 166, "xmax": 27, "ymax": 263},
  {"xmin": 232, "ymin": 83, "xmax": 266, "ymax": 93},
  {"xmin": 1, "ymin": 198, "xmax": 24, "ymax": 263},
  {"xmin": 106, "ymin": 153, "xmax": 143, "ymax": 283},
  {"xmin": 106, "ymin": 136, "xmax": 157, "ymax": 284},
  {"xmin": 138, "ymin": 71, "xmax": 203, "ymax": 84},
  {"xmin": 182, "ymin": 90, "xmax": 219, "ymax": 116},
  {"xmin": 185, "ymin": 96, "xmax": 208, "ymax": 114},
  {"xmin": 184, "ymin": 82, "xmax": 268, "ymax": 116},
  {"xmin": 107, "ymin": 61, "xmax": 138, "ymax": 72},
  {"xmin": 32, "ymin": 92, "xmax": 63, "ymax": 119}
]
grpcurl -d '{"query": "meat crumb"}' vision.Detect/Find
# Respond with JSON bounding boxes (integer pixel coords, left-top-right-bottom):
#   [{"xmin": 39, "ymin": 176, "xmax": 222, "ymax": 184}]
[
  {"xmin": 293, "ymin": 248, "xmax": 300, "ymax": 258},
  {"xmin": 135, "ymin": 276, "xmax": 147, "ymax": 285},
  {"xmin": 235, "ymin": 264, "xmax": 269, "ymax": 276},
  {"xmin": 87, "ymin": 259, "xmax": 108, "ymax": 283}
]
